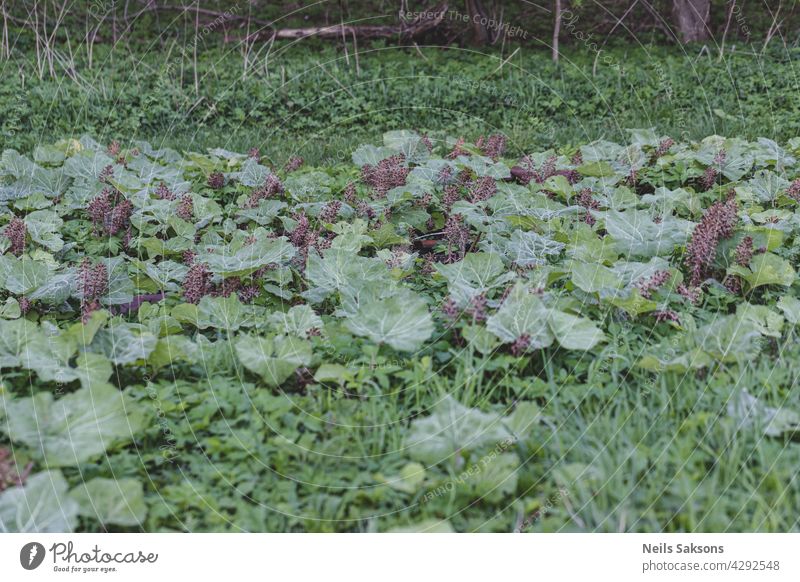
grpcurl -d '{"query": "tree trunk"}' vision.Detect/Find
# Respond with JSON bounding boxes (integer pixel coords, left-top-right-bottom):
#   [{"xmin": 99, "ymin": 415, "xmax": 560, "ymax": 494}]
[
  {"xmin": 465, "ymin": 0, "xmax": 490, "ymax": 45},
  {"xmin": 552, "ymin": 0, "xmax": 561, "ymax": 62},
  {"xmin": 672, "ymin": 0, "xmax": 711, "ymax": 43}
]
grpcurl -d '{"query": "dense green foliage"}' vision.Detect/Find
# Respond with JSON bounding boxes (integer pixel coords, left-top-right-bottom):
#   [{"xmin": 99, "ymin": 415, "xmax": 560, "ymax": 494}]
[
  {"xmin": 2, "ymin": 44, "xmax": 800, "ymax": 164},
  {"xmin": 1, "ymin": 128, "xmax": 800, "ymax": 532}
]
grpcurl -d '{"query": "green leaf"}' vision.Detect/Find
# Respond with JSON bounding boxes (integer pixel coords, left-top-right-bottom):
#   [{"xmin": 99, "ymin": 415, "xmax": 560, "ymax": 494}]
[
  {"xmin": 199, "ymin": 236, "xmax": 295, "ymax": 277},
  {"xmin": 486, "ymin": 284, "xmax": 554, "ymax": 349},
  {"xmin": 0, "ymin": 471, "xmax": 79, "ymax": 532},
  {"xmin": 548, "ymin": 311, "xmax": 606, "ymax": 350},
  {"xmin": 435, "ymin": 252, "xmax": 515, "ymax": 307},
  {"xmin": 69, "ymin": 478, "xmax": 147, "ymax": 527},
  {"xmin": 728, "ymin": 390, "xmax": 800, "ymax": 437},
  {"xmin": 236, "ymin": 157, "xmax": 271, "ymax": 187},
  {"xmin": 0, "ymin": 255, "xmax": 49, "ymax": 294},
  {"xmin": 405, "ymin": 396, "xmax": 512, "ymax": 465},
  {"xmin": 268, "ymin": 305, "xmax": 322, "ymax": 337},
  {"xmin": 697, "ymin": 316, "xmax": 762, "ymax": 362},
  {"xmin": 732, "ymin": 252, "xmax": 796, "ymax": 289},
  {"xmin": 0, "ymin": 384, "xmax": 147, "ymax": 467},
  {"xmin": 570, "ymin": 261, "xmax": 620, "ymax": 293},
  {"xmin": 344, "ymin": 291, "xmax": 433, "ymax": 352},
  {"xmin": 91, "ymin": 322, "xmax": 158, "ymax": 364},
  {"xmin": 577, "ymin": 161, "xmax": 616, "ymax": 177},
  {"xmin": 507, "ymin": 230, "xmax": 565, "ymax": 267},
  {"xmin": 777, "ymin": 295, "xmax": 800, "ymax": 325},
  {"xmin": 235, "ymin": 334, "xmax": 312, "ymax": 387},
  {"xmin": 604, "ymin": 210, "xmax": 694, "ymax": 257},
  {"xmin": 25, "ymin": 210, "xmax": 64, "ymax": 252},
  {"xmin": 374, "ymin": 462, "xmax": 426, "ymax": 494},
  {"xmin": 195, "ymin": 294, "xmax": 250, "ymax": 331},
  {"xmin": 462, "ymin": 452, "xmax": 520, "ymax": 503}
]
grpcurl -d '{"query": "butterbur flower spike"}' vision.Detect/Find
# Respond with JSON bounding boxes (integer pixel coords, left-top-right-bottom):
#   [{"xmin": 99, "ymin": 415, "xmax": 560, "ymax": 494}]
[
  {"xmin": 3, "ymin": 217, "xmax": 26, "ymax": 256},
  {"xmin": 284, "ymin": 156, "xmax": 304, "ymax": 173},
  {"xmin": 684, "ymin": 193, "xmax": 738, "ymax": 285},
  {"xmin": 208, "ymin": 172, "xmax": 225, "ymax": 189},
  {"xmin": 511, "ymin": 334, "xmax": 531, "ymax": 356},
  {"xmin": 182, "ymin": 262, "xmax": 211, "ymax": 304},
  {"xmin": 176, "ymin": 195, "xmax": 194, "ymax": 221}
]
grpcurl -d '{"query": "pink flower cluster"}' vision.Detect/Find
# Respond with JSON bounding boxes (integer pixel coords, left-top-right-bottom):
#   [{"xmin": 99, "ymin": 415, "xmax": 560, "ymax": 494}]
[
  {"xmin": 442, "ymin": 185, "xmax": 461, "ymax": 211},
  {"xmin": 176, "ymin": 195, "xmax": 194, "ymax": 221},
  {"xmin": 319, "ymin": 200, "xmax": 342, "ymax": 223},
  {"xmin": 3, "ymin": 217, "xmax": 26, "ymax": 256},
  {"xmin": 734, "ymin": 236, "xmax": 753, "ymax": 267},
  {"xmin": 246, "ymin": 174, "xmax": 284, "ymax": 207},
  {"xmin": 342, "ymin": 182, "xmax": 357, "ymax": 204},
  {"xmin": 576, "ymin": 188, "xmax": 600, "ymax": 225},
  {"xmin": 787, "ymin": 179, "xmax": 800, "ymax": 202},
  {"xmin": 701, "ymin": 150, "xmax": 726, "ymax": 191},
  {"xmin": 284, "ymin": 156, "xmax": 304, "ymax": 173},
  {"xmin": 155, "ymin": 182, "xmax": 176, "ymax": 200},
  {"xmin": 684, "ymin": 193, "xmax": 738, "ymax": 285},
  {"xmin": 86, "ymin": 188, "xmax": 133, "ymax": 236},
  {"xmin": 476, "ymin": 134, "xmax": 507, "ymax": 160},
  {"xmin": 79, "ymin": 259, "xmax": 109, "ymax": 322},
  {"xmin": 511, "ymin": 334, "xmax": 531, "ymax": 356},
  {"xmin": 447, "ymin": 138, "xmax": 468, "ymax": 159},
  {"xmin": 208, "ymin": 171, "xmax": 225, "ymax": 189},
  {"xmin": 182, "ymin": 262, "xmax": 211, "ymax": 304},
  {"xmin": 468, "ymin": 176, "xmax": 497, "ymax": 202},
  {"xmin": 444, "ymin": 213, "xmax": 470, "ymax": 262},
  {"xmin": 654, "ymin": 138, "xmax": 674, "ymax": 158},
  {"xmin": 361, "ymin": 154, "xmax": 409, "ymax": 196},
  {"xmin": 635, "ymin": 270, "xmax": 672, "ymax": 299}
]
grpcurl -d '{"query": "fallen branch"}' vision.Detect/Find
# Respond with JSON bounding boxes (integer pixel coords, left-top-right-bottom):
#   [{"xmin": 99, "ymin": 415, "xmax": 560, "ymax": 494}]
[{"xmin": 267, "ymin": 2, "xmax": 448, "ymax": 41}]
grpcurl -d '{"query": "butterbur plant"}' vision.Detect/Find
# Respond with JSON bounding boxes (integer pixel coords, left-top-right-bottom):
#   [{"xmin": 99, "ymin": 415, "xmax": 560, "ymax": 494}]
[
  {"xmin": 701, "ymin": 149, "xmax": 726, "ymax": 190},
  {"xmin": 3, "ymin": 216, "xmax": 26, "ymax": 256},
  {"xmin": 469, "ymin": 176, "xmax": 497, "ymax": 202},
  {"xmin": 155, "ymin": 182, "xmax": 175, "ymax": 200},
  {"xmin": 444, "ymin": 213, "xmax": 470, "ymax": 262},
  {"xmin": 684, "ymin": 193, "xmax": 738, "ymax": 285},
  {"xmin": 787, "ymin": 179, "xmax": 800, "ymax": 202},
  {"xmin": 361, "ymin": 154, "xmax": 409, "ymax": 196},
  {"xmin": 636, "ymin": 270, "xmax": 672, "ymax": 299},
  {"xmin": 176, "ymin": 195, "xmax": 194, "ymax": 221},
  {"xmin": 734, "ymin": 236, "xmax": 753, "ymax": 267},
  {"xmin": 477, "ymin": 134, "xmax": 506, "ymax": 160},
  {"xmin": 182, "ymin": 262, "xmax": 211, "ymax": 304},
  {"xmin": 208, "ymin": 171, "xmax": 225, "ymax": 189},
  {"xmin": 319, "ymin": 200, "xmax": 342, "ymax": 223},
  {"xmin": 79, "ymin": 259, "xmax": 108, "ymax": 322},
  {"xmin": 5, "ymin": 131, "xmax": 800, "ymax": 535},
  {"xmin": 86, "ymin": 188, "xmax": 133, "ymax": 236},
  {"xmin": 284, "ymin": 156, "xmax": 304, "ymax": 173}
]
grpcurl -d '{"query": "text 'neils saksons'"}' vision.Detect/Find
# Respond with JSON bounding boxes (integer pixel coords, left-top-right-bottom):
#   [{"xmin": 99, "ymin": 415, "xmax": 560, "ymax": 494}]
[{"xmin": 643, "ymin": 543, "xmax": 724, "ymax": 554}]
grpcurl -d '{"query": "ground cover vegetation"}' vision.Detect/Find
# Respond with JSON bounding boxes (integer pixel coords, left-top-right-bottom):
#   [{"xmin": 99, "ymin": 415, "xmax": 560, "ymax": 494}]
[{"xmin": 1, "ymin": 128, "xmax": 800, "ymax": 532}]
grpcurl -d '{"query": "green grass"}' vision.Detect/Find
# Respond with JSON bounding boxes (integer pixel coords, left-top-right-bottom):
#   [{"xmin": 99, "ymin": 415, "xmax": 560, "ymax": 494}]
[
  {"xmin": 2, "ymin": 42, "xmax": 799, "ymax": 163},
  {"xmin": 103, "ymin": 330, "xmax": 800, "ymax": 532}
]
